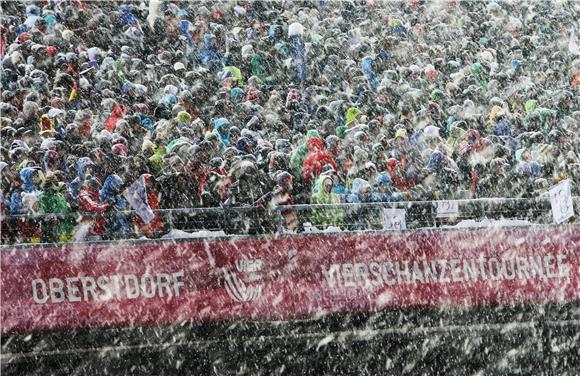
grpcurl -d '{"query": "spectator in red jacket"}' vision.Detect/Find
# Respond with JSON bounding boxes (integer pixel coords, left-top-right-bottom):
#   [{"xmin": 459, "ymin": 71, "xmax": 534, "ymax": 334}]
[
  {"xmin": 302, "ymin": 137, "xmax": 337, "ymax": 187},
  {"xmin": 105, "ymin": 103, "xmax": 127, "ymax": 132},
  {"xmin": 386, "ymin": 158, "xmax": 415, "ymax": 193},
  {"xmin": 77, "ymin": 176, "xmax": 109, "ymax": 240}
]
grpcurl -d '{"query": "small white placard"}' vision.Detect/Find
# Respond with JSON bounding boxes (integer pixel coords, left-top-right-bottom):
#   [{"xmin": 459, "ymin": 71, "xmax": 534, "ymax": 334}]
[
  {"xmin": 382, "ymin": 208, "xmax": 406, "ymax": 231},
  {"xmin": 436, "ymin": 200, "xmax": 459, "ymax": 218},
  {"xmin": 549, "ymin": 179, "xmax": 574, "ymax": 224}
]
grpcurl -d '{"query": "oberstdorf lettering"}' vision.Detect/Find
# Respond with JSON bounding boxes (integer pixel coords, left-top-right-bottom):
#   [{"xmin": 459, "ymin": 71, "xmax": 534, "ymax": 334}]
[{"xmin": 31, "ymin": 271, "xmax": 185, "ymax": 304}]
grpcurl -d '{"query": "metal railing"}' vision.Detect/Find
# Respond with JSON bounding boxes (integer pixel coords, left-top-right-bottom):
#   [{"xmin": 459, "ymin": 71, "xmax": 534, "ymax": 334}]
[{"xmin": 1, "ymin": 196, "xmax": 578, "ymax": 246}]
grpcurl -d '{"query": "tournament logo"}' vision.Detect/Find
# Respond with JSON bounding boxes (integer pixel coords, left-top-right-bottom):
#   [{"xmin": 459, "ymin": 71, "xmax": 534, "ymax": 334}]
[{"xmin": 223, "ymin": 259, "xmax": 263, "ymax": 302}]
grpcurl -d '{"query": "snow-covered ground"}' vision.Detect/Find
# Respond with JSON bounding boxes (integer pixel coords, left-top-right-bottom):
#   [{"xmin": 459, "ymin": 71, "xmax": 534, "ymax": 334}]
[{"xmin": 161, "ymin": 229, "xmax": 227, "ymax": 239}]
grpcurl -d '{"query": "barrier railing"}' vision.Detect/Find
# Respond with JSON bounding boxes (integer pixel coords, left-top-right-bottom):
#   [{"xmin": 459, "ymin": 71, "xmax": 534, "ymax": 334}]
[{"xmin": 1, "ymin": 196, "xmax": 578, "ymax": 246}]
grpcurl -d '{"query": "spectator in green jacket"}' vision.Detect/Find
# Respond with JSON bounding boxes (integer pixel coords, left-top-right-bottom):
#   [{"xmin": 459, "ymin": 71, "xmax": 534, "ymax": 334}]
[
  {"xmin": 37, "ymin": 172, "xmax": 75, "ymax": 243},
  {"xmin": 310, "ymin": 174, "xmax": 343, "ymax": 229}
]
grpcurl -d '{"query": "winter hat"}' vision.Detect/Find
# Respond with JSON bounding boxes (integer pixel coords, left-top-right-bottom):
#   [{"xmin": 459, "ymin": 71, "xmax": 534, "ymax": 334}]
[
  {"xmin": 275, "ymin": 139, "xmax": 292, "ymax": 154},
  {"xmin": 423, "ymin": 125, "xmax": 440, "ymax": 139},
  {"xmin": 345, "ymin": 107, "xmax": 362, "ymax": 127},
  {"xmin": 288, "ymin": 22, "xmax": 304, "ymax": 37},
  {"xmin": 353, "ymin": 147, "xmax": 369, "ymax": 165},
  {"xmin": 394, "ymin": 129, "xmax": 407, "ymax": 139},
  {"xmin": 241, "ymin": 44, "xmax": 254, "ymax": 59},
  {"xmin": 354, "ymin": 131, "xmax": 368, "ymax": 142},
  {"xmin": 230, "ymin": 87, "xmax": 245, "ymax": 104},
  {"xmin": 42, "ymin": 171, "xmax": 59, "ymax": 190},
  {"xmin": 83, "ymin": 176, "xmax": 102, "ymax": 191},
  {"xmin": 276, "ymin": 171, "xmax": 293, "ymax": 186},
  {"xmin": 112, "ymin": 143, "xmax": 128, "ymax": 156},
  {"xmin": 307, "ymin": 137, "xmax": 324, "ymax": 151},
  {"xmin": 39, "ymin": 114, "xmax": 55, "ymax": 136},
  {"xmin": 511, "ymin": 59, "xmax": 522, "ymax": 70},
  {"xmin": 305, "ymin": 129, "xmax": 321, "ymax": 140},
  {"xmin": 174, "ymin": 62, "xmax": 186, "ymax": 72},
  {"xmin": 214, "ymin": 117, "xmax": 230, "ymax": 130},
  {"xmin": 471, "ymin": 62, "xmax": 483, "ymax": 74},
  {"xmin": 142, "ymin": 139, "xmax": 155, "ymax": 153},
  {"xmin": 488, "ymin": 105, "xmax": 505, "ymax": 121},
  {"xmin": 372, "ymin": 143, "xmax": 385, "ymax": 154},
  {"xmin": 424, "ymin": 65, "xmax": 437, "ymax": 80},
  {"xmin": 208, "ymin": 157, "xmax": 224, "ymax": 168},
  {"xmin": 364, "ymin": 162, "xmax": 377, "ymax": 171},
  {"xmin": 336, "ymin": 126, "xmax": 347, "ymax": 139},
  {"xmin": 430, "ymin": 90, "xmax": 444, "ymax": 101},
  {"xmin": 524, "ymin": 100, "xmax": 537, "ymax": 115},
  {"xmin": 176, "ymin": 111, "xmax": 192, "ymax": 123}
]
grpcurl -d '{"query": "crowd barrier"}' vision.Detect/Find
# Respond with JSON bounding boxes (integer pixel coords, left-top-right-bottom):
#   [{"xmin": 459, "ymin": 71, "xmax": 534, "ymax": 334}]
[{"xmin": 1, "ymin": 196, "xmax": 578, "ymax": 244}]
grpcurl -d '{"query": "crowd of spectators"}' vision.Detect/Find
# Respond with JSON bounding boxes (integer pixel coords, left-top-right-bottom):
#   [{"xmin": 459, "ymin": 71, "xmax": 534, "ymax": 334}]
[{"xmin": 0, "ymin": 0, "xmax": 579, "ymax": 243}]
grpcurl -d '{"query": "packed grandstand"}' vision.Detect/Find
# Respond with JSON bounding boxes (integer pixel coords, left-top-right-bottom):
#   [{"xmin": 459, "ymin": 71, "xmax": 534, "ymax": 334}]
[{"xmin": 0, "ymin": 0, "xmax": 578, "ymax": 244}]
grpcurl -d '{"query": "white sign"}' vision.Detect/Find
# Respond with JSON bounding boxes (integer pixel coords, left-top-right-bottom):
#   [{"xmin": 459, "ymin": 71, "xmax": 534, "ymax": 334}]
[
  {"xmin": 382, "ymin": 208, "xmax": 406, "ymax": 231},
  {"xmin": 436, "ymin": 200, "xmax": 459, "ymax": 218},
  {"xmin": 549, "ymin": 180, "xmax": 574, "ymax": 224}
]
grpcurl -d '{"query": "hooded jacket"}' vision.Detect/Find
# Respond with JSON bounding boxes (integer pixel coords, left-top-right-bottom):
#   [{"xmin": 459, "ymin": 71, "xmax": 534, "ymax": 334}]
[
  {"xmin": 426, "ymin": 150, "xmax": 447, "ymax": 172},
  {"xmin": 20, "ymin": 167, "xmax": 40, "ymax": 194},
  {"xmin": 347, "ymin": 178, "xmax": 382, "ymax": 230},
  {"xmin": 446, "ymin": 123, "xmax": 467, "ymax": 153},
  {"xmin": 302, "ymin": 137, "xmax": 337, "ymax": 186},
  {"xmin": 8, "ymin": 167, "xmax": 42, "ymax": 242},
  {"xmin": 228, "ymin": 163, "xmax": 269, "ymax": 206},
  {"xmin": 370, "ymin": 172, "xmax": 402, "ymax": 202},
  {"xmin": 99, "ymin": 175, "xmax": 130, "ymax": 238},
  {"xmin": 223, "ymin": 66, "xmax": 243, "ymax": 86},
  {"xmin": 213, "ymin": 118, "xmax": 231, "ymax": 146},
  {"xmin": 458, "ymin": 129, "xmax": 487, "ymax": 158},
  {"xmin": 345, "ymin": 107, "xmax": 362, "ymax": 127},
  {"xmin": 251, "ymin": 53, "xmax": 266, "ymax": 78},
  {"xmin": 38, "ymin": 183, "xmax": 75, "ymax": 242},
  {"xmin": 290, "ymin": 130, "xmax": 321, "ymax": 176},
  {"xmin": 68, "ymin": 157, "xmax": 95, "ymax": 200},
  {"xmin": 78, "ymin": 178, "xmax": 109, "ymax": 236},
  {"xmin": 10, "ymin": 167, "xmax": 41, "ymax": 214},
  {"xmin": 362, "ymin": 56, "xmax": 379, "ymax": 93},
  {"xmin": 347, "ymin": 178, "xmax": 372, "ymax": 204},
  {"xmin": 254, "ymin": 175, "xmax": 298, "ymax": 232},
  {"xmin": 310, "ymin": 175, "xmax": 343, "ymax": 227},
  {"xmin": 148, "ymin": 144, "xmax": 167, "ymax": 174},
  {"xmin": 199, "ymin": 34, "xmax": 223, "ymax": 71},
  {"xmin": 43, "ymin": 149, "xmax": 69, "ymax": 176},
  {"xmin": 386, "ymin": 158, "xmax": 414, "ymax": 192},
  {"xmin": 105, "ymin": 103, "xmax": 127, "ymax": 132}
]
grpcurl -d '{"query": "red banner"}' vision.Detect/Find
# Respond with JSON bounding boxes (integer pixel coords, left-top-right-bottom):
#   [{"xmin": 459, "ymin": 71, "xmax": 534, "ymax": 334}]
[{"xmin": 1, "ymin": 226, "xmax": 579, "ymax": 333}]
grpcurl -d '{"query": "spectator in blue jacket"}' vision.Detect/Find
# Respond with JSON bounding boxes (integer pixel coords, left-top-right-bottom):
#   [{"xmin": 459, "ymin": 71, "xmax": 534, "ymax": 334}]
[
  {"xmin": 68, "ymin": 157, "xmax": 95, "ymax": 200},
  {"xmin": 371, "ymin": 172, "xmax": 402, "ymax": 202},
  {"xmin": 199, "ymin": 34, "xmax": 223, "ymax": 72},
  {"xmin": 99, "ymin": 174, "xmax": 131, "ymax": 239}
]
